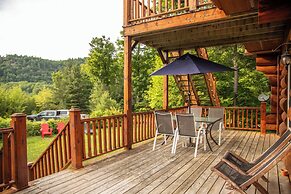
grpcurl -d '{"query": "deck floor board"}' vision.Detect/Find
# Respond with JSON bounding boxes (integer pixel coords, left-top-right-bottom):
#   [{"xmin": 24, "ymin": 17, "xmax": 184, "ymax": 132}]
[{"xmin": 17, "ymin": 130, "xmax": 290, "ymax": 194}]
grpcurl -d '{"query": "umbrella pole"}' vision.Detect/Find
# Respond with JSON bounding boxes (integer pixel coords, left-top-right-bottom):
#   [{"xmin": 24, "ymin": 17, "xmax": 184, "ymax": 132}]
[{"xmin": 187, "ymin": 74, "xmax": 191, "ymax": 113}]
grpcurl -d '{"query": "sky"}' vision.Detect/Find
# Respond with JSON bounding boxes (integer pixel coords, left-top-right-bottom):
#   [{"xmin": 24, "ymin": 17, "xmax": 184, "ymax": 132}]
[{"xmin": 0, "ymin": 0, "xmax": 123, "ymax": 60}]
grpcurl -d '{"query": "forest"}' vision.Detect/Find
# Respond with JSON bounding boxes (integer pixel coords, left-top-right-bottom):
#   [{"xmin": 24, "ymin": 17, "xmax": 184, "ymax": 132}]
[{"xmin": 0, "ymin": 36, "xmax": 270, "ymax": 118}]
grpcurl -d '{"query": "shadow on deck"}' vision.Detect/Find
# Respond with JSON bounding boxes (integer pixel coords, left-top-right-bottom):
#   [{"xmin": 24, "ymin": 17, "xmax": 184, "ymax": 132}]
[{"xmin": 18, "ymin": 130, "xmax": 290, "ymax": 194}]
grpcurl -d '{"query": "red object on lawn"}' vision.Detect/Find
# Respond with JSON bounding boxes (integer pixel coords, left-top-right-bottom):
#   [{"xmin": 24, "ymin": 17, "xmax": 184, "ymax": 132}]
[
  {"xmin": 40, "ymin": 123, "xmax": 53, "ymax": 138},
  {"xmin": 57, "ymin": 122, "xmax": 65, "ymax": 134}
]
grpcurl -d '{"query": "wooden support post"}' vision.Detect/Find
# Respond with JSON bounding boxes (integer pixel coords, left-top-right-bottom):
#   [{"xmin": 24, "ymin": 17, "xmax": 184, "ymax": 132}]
[
  {"xmin": 11, "ymin": 113, "xmax": 28, "ymax": 190},
  {"xmin": 69, "ymin": 108, "xmax": 83, "ymax": 169},
  {"xmin": 163, "ymin": 75, "xmax": 169, "ymax": 110},
  {"xmin": 157, "ymin": 49, "xmax": 169, "ymax": 110},
  {"xmin": 260, "ymin": 102, "xmax": 267, "ymax": 134},
  {"xmin": 124, "ymin": 36, "xmax": 133, "ymax": 150}
]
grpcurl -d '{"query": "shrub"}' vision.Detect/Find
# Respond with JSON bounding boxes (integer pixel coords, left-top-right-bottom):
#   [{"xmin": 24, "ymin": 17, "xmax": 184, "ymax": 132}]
[
  {"xmin": 0, "ymin": 117, "xmax": 69, "ymax": 136},
  {"xmin": 27, "ymin": 120, "xmax": 41, "ymax": 136},
  {"xmin": 0, "ymin": 117, "xmax": 10, "ymax": 128}
]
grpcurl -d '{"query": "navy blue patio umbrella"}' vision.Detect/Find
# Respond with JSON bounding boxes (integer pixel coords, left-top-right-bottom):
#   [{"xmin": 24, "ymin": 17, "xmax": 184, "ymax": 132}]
[{"xmin": 150, "ymin": 53, "xmax": 234, "ymax": 112}]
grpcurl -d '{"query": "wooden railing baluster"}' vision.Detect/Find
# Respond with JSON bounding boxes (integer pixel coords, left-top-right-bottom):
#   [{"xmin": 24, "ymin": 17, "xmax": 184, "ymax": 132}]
[{"xmin": 92, "ymin": 121, "xmax": 97, "ymax": 157}]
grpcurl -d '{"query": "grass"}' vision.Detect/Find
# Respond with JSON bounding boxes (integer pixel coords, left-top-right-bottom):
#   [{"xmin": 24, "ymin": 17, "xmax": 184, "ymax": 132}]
[
  {"xmin": 0, "ymin": 135, "xmax": 55, "ymax": 162},
  {"xmin": 27, "ymin": 135, "xmax": 56, "ymax": 162}
]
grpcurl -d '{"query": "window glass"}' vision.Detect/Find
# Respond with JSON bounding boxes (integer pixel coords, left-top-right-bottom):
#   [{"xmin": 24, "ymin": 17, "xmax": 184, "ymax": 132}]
[{"xmin": 47, "ymin": 112, "xmax": 55, "ymax": 116}]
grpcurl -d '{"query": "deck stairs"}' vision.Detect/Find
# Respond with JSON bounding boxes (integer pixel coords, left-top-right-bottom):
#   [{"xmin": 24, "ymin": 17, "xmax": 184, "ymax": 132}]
[{"xmin": 168, "ymin": 49, "xmax": 220, "ymax": 107}]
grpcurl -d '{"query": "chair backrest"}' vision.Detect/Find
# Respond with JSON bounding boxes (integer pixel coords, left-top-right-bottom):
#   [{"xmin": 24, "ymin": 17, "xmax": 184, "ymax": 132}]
[
  {"xmin": 241, "ymin": 142, "xmax": 291, "ymax": 189},
  {"xmin": 41, "ymin": 123, "xmax": 50, "ymax": 132},
  {"xmin": 208, "ymin": 107, "xmax": 224, "ymax": 130},
  {"xmin": 176, "ymin": 113, "xmax": 196, "ymax": 137},
  {"xmin": 154, "ymin": 111, "xmax": 174, "ymax": 135},
  {"xmin": 190, "ymin": 107, "xmax": 202, "ymax": 117},
  {"xmin": 254, "ymin": 129, "xmax": 291, "ymax": 165},
  {"xmin": 57, "ymin": 122, "xmax": 65, "ymax": 132}
]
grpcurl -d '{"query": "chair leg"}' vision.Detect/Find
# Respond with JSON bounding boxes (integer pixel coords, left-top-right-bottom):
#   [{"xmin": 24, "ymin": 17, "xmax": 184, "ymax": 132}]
[
  {"xmin": 194, "ymin": 134, "xmax": 200, "ymax": 157},
  {"xmin": 171, "ymin": 132, "xmax": 177, "ymax": 154},
  {"xmin": 174, "ymin": 132, "xmax": 179, "ymax": 154},
  {"xmin": 203, "ymin": 130, "xmax": 207, "ymax": 151},
  {"xmin": 261, "ymin": 175, "xmax": 269, "ymax": 182},
  {"xmin": 218, "ymin": 129, "xmax": 222, "ymax": 146},
  {"xmin": 253, "ymin": 181, "xmax": 268, "ymax": 194},
  {"xmin": 164, "ymin": 135, "xmax": 167, "ymax": 145},
  {"xmin": 153, "ymin": 131, "xmax": 158, "ymax": 151}
]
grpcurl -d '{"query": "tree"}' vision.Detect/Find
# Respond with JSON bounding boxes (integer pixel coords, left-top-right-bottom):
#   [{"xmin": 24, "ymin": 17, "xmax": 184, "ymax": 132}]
[
  {"xmin": 52, "ymin": 62, "xmax": 92, "ymax": 112},
  {"xmin": 0, "ymin": 85, "xmax": 35, "ymax": 117},
  {"xmin": 85, "ymin": 36, "xmax": 123, "ymax": 103},
  {"xmin": 34, "ymin": 87, "xmax": 55, "ymax": 111},
  {"xmin": 207, "ymin": 45, "xmax": 269, "ymax": 107},
  {"xmin": 89, "ymin": 81, "xmax": 121, "ymax": 117}
]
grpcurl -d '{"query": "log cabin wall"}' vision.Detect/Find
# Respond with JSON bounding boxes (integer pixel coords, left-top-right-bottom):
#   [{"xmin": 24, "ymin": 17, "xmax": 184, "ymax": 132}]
[{"xmin": 255, "ymin": 54, "xmax": 279, "ymax": 131}]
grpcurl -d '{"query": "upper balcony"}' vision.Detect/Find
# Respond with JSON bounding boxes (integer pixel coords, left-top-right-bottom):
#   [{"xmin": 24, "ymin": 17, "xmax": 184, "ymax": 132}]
[{"xmin": 123, "ymin": 0, "xmax": 288, "ymax": 52}]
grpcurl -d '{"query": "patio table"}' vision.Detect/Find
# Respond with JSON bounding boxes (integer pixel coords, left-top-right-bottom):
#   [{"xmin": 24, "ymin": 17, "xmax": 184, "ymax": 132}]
[{"xmin": 194, "ymin": 116, "xmax": 222, "ymax": 151}]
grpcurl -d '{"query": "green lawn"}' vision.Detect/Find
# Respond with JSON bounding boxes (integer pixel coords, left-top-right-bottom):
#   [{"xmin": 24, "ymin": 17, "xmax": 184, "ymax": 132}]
[
  {"xmin": 27, "ymin": 135, "xmax": 56, "ymax": 162},
  {"xmin": 0, "ymin": 135, "xmax": 54, "ymax": 162}
]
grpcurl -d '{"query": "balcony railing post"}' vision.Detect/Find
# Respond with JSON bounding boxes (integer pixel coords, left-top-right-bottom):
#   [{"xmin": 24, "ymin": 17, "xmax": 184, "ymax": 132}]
[
  {"xmin": 69, "ymin": 108, "xmax": 83, "ymax": 169},
  {"xmin": 124, "ymin": 0, "xmax": 131, "ymax": 25},
  {"xmin": 260, "ymin": 102, "xmax": 267, "ymax": 134},
  {"xmin": 189, "ymin": 0, "xmax": 197, "ymax": 11},
  {"xmin": 11, "ymin": 113, "xmax": 28, "ymax": 190}
]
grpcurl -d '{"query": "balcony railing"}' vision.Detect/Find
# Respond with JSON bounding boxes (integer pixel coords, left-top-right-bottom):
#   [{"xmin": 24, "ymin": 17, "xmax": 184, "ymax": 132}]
[
  {"xmin": 0, "ymin": 127, "xmax": 14, "ymax": 191},
  {"xmin": 126, "ymin": 0, "xmax": 215, "ymax": 25},
  {"xmin": 22, "ymin": 105, "xmax": 265, "ymax": 184}
]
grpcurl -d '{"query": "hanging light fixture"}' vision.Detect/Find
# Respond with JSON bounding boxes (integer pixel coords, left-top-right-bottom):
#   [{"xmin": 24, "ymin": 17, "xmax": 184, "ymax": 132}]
[
  {"xmin": 273, "ymin": 42, "xmax": 291, "ymax": 66},
  {"xmin": 281, "ymin": 49, "xmax": 291, "ymax": 65}
]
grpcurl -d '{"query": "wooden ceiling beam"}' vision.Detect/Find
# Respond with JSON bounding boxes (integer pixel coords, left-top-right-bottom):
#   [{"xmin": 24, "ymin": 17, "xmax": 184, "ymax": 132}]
[
  {"xmin": 157, "ymin": 32, "xmax": 283, "ymax": 51},
  {"xmin": 138, "ymin": 22, "xmax": 284, "ymax": 47},
  {"xmin": 145, "ymin": 26, "xmax": 284, "ymax": 49}
]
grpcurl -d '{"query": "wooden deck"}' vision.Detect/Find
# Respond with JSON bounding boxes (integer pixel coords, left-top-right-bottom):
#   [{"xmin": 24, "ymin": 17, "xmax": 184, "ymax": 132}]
[{"xmin": 18, "ymin": 130, "xmax": 290, "ymax": 194}]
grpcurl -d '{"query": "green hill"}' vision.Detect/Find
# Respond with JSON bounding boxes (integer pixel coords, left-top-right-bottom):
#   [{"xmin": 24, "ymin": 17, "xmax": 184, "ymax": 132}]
[{"xmin": 0, "ymin": 54, "xmax": 85, "ymax": 83}]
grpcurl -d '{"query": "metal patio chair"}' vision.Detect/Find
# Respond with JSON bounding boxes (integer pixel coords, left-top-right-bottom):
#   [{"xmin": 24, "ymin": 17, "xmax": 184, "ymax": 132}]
[
  {"xmin": 153, "ymin": 111, "xmax": 176, "ymax": 151},
  {"xmin": 172, "ymin": 113, "xmax": 206, "ymax": 157},
  {"xmin": 208, "ymin": 107, "xmax": 225, "ymax": 146}
]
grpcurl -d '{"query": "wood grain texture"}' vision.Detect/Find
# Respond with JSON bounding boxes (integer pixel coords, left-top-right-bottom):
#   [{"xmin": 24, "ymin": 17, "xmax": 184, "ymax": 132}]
[{"xmin": 18, "ymin": 131, "xmax": 290, "ymax": 194}]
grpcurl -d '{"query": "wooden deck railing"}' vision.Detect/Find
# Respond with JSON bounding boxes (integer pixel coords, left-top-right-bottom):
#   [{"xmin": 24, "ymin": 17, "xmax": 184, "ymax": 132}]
[
  {"xmin": 127, "ymin": 0, "xmax": 214, "ymax": 25},
  {"xmin": 0, "ymin": 127, "xmax": 14, "ymax": 191},
  {"xmin": 28, "ymin": 123, "xmax": 71, "ymax": 181},
  {"xmin": 224, "ymin": 107, "xmax": 261, "ymax": 130},
  {"xmin": 26, "ymin": 105, "xmax": 264, "ymax": 182},
  {"xmin": 81, "ymin": 114, "xmax": 125, "ymax": 160},
  {"xmin": 133, "ymin": 111, "xmax": 155, "ymax": 143}
]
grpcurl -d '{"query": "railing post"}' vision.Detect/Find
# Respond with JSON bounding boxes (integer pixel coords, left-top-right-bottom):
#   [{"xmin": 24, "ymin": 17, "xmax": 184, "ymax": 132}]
[
  {"xmin": 11, "ymin": 113, "xmax": 28, "ymax": 190},
  {"xmin": 69, "ymin": 108, "xmax": 83, "ymax": 169},
  {"xmin": 189, "ymin": 0, "xmax": 197, "ymax": 11},
  {"xmin": 124, "ymin": 0, "xmax": 131, "ymax": 26},
  {"xmin": 27, "ymin": 162, "xmax": 34, "ymax": 181},
  {"xmin": 260, "ymin": 102, "xmax": 266, "ymax": 134}
]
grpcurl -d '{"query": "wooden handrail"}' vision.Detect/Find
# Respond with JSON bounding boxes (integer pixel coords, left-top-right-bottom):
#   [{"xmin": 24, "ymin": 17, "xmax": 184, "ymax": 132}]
[
  {"xmin": 0, "ymin": 128, "xmax": 14, "ymax": 133},
  {"xmin": 29, "ymin": 123, "xmax": 71, "ymax": 180}
]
